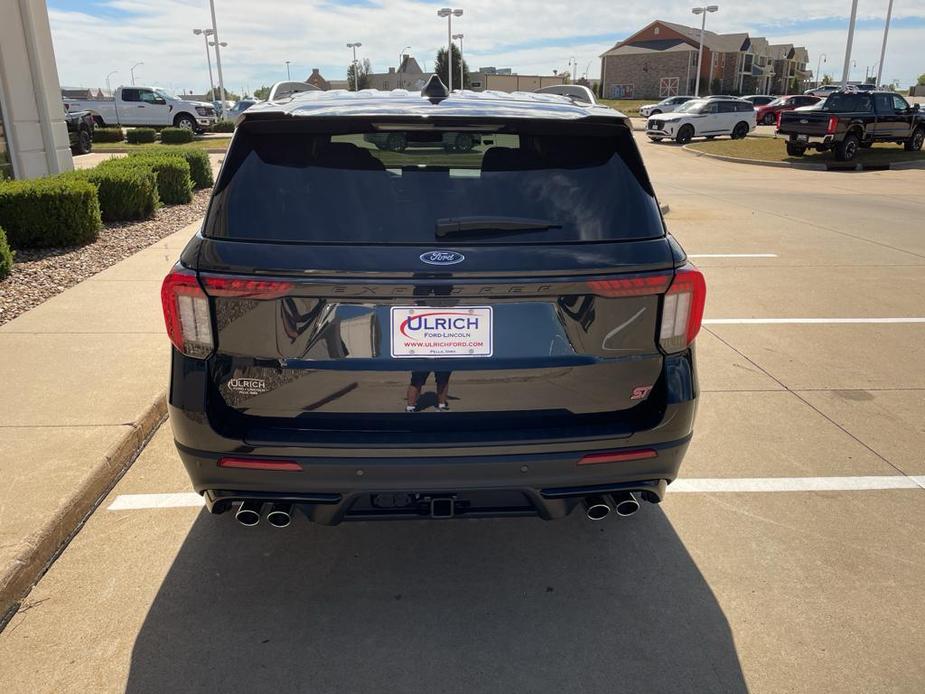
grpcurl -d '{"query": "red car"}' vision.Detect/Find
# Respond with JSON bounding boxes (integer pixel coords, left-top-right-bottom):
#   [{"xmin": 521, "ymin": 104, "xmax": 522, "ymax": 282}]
[{"xmin": 755, "ymin": 95, "xmax": 821, "ymax": 125}]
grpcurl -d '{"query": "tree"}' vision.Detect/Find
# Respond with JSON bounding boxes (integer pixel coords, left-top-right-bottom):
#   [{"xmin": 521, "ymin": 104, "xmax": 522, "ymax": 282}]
[
  {"xmin": 917, "ymin": 73, "xmax": 925, "ymax": 86},
  {"xmin": 346, "ymin": 58, "xmax": 372, "ymax": 90},
  {"xmin": 207, "ymin": 87, "xmax": 240, "ymax": 102},
  {"xmin": 821, "ymin": 73, "xmax": 833, "ymax": 86},
  {"xmin": 434, "ymin": 46, "xmax": 470, "ymax": 89},
  {"xmin": 254, "ymin": 85, "xmax": 271, "ymax": 100}
]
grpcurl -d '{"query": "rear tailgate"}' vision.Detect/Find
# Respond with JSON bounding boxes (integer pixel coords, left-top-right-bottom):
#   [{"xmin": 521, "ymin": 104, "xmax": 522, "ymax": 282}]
[{"xmin": 778, "ymin": 110, "xmax": 831, "ymax": 136}]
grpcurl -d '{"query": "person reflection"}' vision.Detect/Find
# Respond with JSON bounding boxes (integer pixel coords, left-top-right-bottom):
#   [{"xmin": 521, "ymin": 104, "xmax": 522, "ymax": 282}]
[{"xmin": 406, "ymin": 371, "xmax": 452, "ymax": 412}]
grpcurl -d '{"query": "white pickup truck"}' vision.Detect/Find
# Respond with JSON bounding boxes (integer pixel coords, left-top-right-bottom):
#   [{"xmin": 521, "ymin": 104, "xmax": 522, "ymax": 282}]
[{"xmin": 67, "ymin": 86, "xmax": 218, "ymax": 132}]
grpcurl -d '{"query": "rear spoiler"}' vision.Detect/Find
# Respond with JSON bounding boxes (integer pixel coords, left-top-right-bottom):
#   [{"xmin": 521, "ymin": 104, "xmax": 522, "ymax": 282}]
[{"xmin": 535, "ymin": 84, "xmax": 597, "ymax": 105}]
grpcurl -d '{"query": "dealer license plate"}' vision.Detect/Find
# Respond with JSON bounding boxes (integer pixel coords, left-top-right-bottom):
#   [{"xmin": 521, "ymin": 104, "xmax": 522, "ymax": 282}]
[{"xmin": 390, "ymin": 306, "xmax": 493, "ymax": 358}]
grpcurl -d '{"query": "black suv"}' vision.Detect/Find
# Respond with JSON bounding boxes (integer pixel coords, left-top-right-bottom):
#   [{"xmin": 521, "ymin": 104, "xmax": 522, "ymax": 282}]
[{"xmin": 161, "ymin": 78, "xmax": 705, "ymax": 527}]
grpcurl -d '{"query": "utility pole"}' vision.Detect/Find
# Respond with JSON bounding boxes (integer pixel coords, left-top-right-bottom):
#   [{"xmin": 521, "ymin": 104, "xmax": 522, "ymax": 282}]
[
  {"xmin": 208, "ymin": 0, "xmax": 227, "ymax": 112},
  {"xmin": 875, "ymin": 0, "xmax": 894, "ymax": 87},
  {"xmin": 438, "ymin": 8, "xmax": 463, "ymax": 92}
]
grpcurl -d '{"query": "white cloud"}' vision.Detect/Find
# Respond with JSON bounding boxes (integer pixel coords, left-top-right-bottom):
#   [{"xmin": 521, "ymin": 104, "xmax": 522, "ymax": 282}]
[{"xmin": 47, "ymin": 0, "xmax": 924, "ymax": 94}]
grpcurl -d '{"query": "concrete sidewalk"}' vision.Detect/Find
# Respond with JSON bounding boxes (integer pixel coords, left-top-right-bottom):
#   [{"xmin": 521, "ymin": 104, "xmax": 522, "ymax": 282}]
[{"xmin": 0, "ymin": 220, "xmax": 199, "ymax": 623}]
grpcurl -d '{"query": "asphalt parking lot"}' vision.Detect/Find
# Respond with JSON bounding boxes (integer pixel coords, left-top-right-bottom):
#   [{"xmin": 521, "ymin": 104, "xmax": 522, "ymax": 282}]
[{"xmin": 1, "ymin": 133, "xmax": 923, "ymax": 693}]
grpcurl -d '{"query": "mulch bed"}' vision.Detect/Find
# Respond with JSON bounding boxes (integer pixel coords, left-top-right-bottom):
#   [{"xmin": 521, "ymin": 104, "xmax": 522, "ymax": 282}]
[{"xmin": 0, "ymin": 190, "xmax": 210, "ymax": 326}]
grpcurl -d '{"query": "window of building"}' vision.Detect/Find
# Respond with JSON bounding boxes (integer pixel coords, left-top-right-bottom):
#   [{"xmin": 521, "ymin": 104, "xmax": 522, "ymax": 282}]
[
  {"xmin": 743, "ymin": 54, "xmax": 753, "ymax": 72},
  {"xmin": 654, "ymin": 26, "xmax": 660, "ymax": 35}
]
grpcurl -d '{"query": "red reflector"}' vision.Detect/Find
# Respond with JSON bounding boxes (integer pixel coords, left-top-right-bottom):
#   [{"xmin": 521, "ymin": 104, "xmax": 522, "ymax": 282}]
[
  {"xmin": 218, "ymin": 457, "xmax": 302, "ymax": 471},
  {"xmin": 587, "ymin": 273, "xmax": 672, "ymax": 297},
  {"xmin": 202, "ymin": 275, "xmax": 294, "ymax": 299},
  {"xmin": 578, "ymin": 449, "xmax": 658, "ymax": 465}
]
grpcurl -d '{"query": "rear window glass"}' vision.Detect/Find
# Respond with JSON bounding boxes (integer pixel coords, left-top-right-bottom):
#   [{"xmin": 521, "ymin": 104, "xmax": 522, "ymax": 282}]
[
  {"xmin": 821, "ymin": 94, "xmax": 873, "ymax": 112},
  {"xmin": 206, "ymin": 124, "xmax": 664, "ymax": 244}
]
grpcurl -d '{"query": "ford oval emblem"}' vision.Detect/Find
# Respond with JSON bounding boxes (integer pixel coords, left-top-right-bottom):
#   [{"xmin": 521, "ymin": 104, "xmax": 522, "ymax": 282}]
[
  {"xmin": 800, "ymin": 119, "xmax": 808, "ymax": 124},
  {"xmin": 420, "ymin": 250, "xmax": 465, "ymax": 265}
]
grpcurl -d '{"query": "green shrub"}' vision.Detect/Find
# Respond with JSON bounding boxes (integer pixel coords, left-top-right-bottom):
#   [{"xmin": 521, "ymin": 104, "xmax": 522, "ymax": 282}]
[
  {"xmin": 162, "ymin": 147, "xmax": 212, "ymax": 189},
  {"xmin": 93, "ymin": 127, "xmax": 124, "ymax": 143},
  {"xmin": 126, "ymin": 128, "xmax": 157, "ymax": 144},
  {"xmin": 100, "ymin": 153, "xmax": 192, "ymax": 204},
  {"xmin": 0, "ymin": 177, "xmax": 101, "ymax": 248},
  {"xmin": 68, "ymin": 165, "xmax": 159, "ymax": 221},
  {"xmin": 160, "ymin": 127, "xmax": 194, "ymax": 144},
  {"xmin": 212, "ymin": 120, "xmax": 236, "ymax": 133},
  {"xmin": 0, "ymin": 227, "xmax": 13, "ymax": 279}
]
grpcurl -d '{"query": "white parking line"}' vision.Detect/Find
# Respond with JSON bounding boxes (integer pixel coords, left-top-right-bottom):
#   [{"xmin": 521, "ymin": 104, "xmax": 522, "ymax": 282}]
[
  {"xmin": 688, "ymin": 253, "xmax": 778, "ymax": 258},
  {"xmin": 106, "ymin": 475, "xmax": 925, "ymax": 510},
  {"xmin": 704, "ymin": 318, "xmax": 925, "ymax": 325}
]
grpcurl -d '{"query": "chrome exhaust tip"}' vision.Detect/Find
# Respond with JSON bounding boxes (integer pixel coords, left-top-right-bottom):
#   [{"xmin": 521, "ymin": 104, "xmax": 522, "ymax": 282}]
[
  {"xmin": 583, "ymin": 495, "xmax": 612, "ymax": 521},
  {"xmin": 611, "ymin": 492, "xmax": 640, "ymax": 517},
  {"xmin": 235, "ymin": 500, "xmax": 263, "ymax": 527},
  {"xmin": 266, "ymin": 503, "xmax": 293, "ymax": 528}
]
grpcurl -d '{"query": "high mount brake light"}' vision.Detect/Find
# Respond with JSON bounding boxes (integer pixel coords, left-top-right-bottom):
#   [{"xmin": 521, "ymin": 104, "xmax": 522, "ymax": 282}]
[
  {"xmin": 659, "ymin": 264, "xmax": 706, "ymax": 353},
  {"xmin": 161, "ymin": 266, "xmax": 214, "ymax": 358},
  {"xmin": 587, "ymin": 273, "xmax": 672, "ymax": 297},
  {"xmin": 201, "ymin": 275, "xmax": 294, "ymax": 299}
]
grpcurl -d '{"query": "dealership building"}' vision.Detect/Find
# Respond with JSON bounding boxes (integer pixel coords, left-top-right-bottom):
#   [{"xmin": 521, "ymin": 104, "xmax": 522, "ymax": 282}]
[{"xmin": 0, "ymin": 0, "xmax": 72, "ymax": 180}]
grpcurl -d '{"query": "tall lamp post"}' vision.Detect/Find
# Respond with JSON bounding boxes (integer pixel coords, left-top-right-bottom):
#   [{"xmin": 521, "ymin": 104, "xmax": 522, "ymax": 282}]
[
  {"xmin": 398, "ymin": 45, "xmax": 411, "ymax": 88},
  {"xmin": 437, "ymin": 8, "xmax": 463, "ymax": 92},
  {"xmin": 346, "ymin": 42, "xmax": 362, "ymax": 90},
  {"xmin": 193, "ymin": 29, "xmax": 216, "ymax": 100},
  {"xmin": 452, "ymin": 33, "xmax": 464, "ymax": 88},
  {"xmin": 285, "ymin": 60, "xmax": 291, "ymax": 80},
  {"xmin": 875, "ymin": 0, "xmax": 894, "ymax": 87},
  {"xmin": 130, "ymin": 62, "xmax": 143, "ymax": 85},
  {"xmin": 691, "ymin": 5, "xmax": 718, "ymax": 97},
  {"xmin": 841, "ymin": 0, "xmax": 859, "ymax": 88},
  {"xmin": 815, "ymin": 53, "xmax": 826, "ymax": 89},
  {"xmin": 105, "ymin": 70, "xmax": 118, "ymax": 97},
  {"xmin": 208, "ymin": 0, "xmax": 227, "ymax": 113}
]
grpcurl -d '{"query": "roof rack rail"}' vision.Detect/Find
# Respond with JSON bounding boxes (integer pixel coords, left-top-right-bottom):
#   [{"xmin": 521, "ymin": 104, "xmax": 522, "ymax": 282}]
[
  {"xmin": 534, "ymin": 84, "xmax": 597, "ymax": 105},
  {"xmin": 267, "ymin": 81, "xmax": 321, "ymax": 101}
]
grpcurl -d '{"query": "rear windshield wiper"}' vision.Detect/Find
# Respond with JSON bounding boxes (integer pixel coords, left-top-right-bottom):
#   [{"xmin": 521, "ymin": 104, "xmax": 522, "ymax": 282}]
[{"xmin": 435, "ymin": 216, "xmax": 562, "ymax": 238}]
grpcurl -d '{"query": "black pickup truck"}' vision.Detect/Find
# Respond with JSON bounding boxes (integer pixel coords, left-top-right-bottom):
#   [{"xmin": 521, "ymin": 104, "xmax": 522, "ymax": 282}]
[
  {"xmin": 778, "ymin": 91, "xmax": 924, "ymax": 161},
  {"xmin": 64, "ymin": 105, "xmax": 95, "ymax": 155}
]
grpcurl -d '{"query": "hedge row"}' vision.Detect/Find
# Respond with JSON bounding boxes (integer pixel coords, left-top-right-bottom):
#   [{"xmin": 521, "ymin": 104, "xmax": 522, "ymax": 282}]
[
  {"xmin": 67, "ymin": 166, "xmax": 159, "ymax": 222},
  {"xmin": 212, "ymin": 120, "xmax": 235, "ymax": 133},
  {"xmin": 93, "ymin": 127, "xmax": 124, "ymax": 143},
  {"xmin": 0, "ymin": 177, "xmax": 101, "ymax": 248},
  {"xmin": 0, "ymin": 227, "xmax": 13, "ymax": 279},
  {"xmin": 126, "ymin": 128, "xmax": 157, "ymax": 144},
  {"xmin": 99, "ymin": 154, "xmax": 192, "ymax": 204},
  {"xmin": 160, "ymin": 127, "xmax": 194, "ymax": 144}
]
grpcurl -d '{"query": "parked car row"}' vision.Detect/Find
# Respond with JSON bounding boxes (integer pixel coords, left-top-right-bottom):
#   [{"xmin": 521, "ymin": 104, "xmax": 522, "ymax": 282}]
[{"xmin": 66, "ymin": 86, "xmax": 218, "ymax": 132}]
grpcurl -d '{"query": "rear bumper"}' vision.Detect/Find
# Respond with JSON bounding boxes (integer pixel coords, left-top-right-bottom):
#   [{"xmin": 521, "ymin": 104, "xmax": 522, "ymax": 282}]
[{"xmin": 168, "ymin": 350, "xmax": 699, "ymax": 524}]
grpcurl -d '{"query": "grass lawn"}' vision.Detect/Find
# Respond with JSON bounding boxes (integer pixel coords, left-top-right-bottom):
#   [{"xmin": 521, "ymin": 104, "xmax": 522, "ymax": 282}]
[
  {"xmin": 598, "ymin": 99, "xmax": 651, "ymax": 116},
  {"xmin": 93, "ymin": 137, "xmax": 232, "ymax": 152},
  {"xmin": 687, "ymin": 137, "xmax": 925, "ymax": 165}
]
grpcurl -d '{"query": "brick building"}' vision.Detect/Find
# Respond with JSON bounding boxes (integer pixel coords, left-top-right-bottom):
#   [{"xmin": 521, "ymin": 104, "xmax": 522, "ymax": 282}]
[{"xmin": 600, "ymin": 20, "xmax": 812, "ymax": 99}]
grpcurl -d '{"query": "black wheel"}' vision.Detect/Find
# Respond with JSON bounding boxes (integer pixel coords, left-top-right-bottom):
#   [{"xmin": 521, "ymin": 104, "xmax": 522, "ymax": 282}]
[
  {"xmin": 763, "ymin": 112, "xmax": 776, "ymax": 125},
  {"xmin": 786, "ymin": 142, "xmax": 806, "ymax": 157},
  {"xmin": 905, "ymin": 127, "xmax": 924, "ymax": 152},
  {"xmin": 454, "ymin": 133, "xmax": 474, "ymax": 152},
  {"xmin": 731, "ymin": 122, "xmax": 749, "ymax": 140},
  {"xmin": 76, "ymin": 127, "xmax": 92, "ymax": 155},
  {"xmin": 675, "ymin": 124, "xmax": 694, "ymax": 144},
  {"xmin": 386, "ymin": 133, "xmax": 407, "ymax": 152},
  {"xmin": 648, "ymin": 137, "xmax": 663, "ymax": 142},
  {"xmin": 174, "ymin": 114, "xmax": 196, "ymax": 131},
  {"xmin": 835, "ymin": 133, "xmax": 860, "ymax": 161}
]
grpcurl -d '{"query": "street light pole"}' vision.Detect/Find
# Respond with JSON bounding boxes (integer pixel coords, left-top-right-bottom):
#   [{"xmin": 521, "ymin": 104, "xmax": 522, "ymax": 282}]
[
  {"xmin": 815, "ymin": 53, "xmax": 826, "ymax": 88},
  {"xmin": 841, "ymin": 0, "xmax": 859, "ymax": 88},
  {"xmin": 453, "ymin": 34, "xmax": 464, "ymax": 88},
  {"xmin": 438, "ymin": 8, "xmax": 463, "ymax": 92},
  {"xmin": 193, "ymin": 30, "xmax": 216, "ymax": 100},
  {"xmin": 130, "ymin": 62, "xmax": 143, "ymax": 86},
  {"xmin": 105, "ymin": 70, "xmax": 118, "ymax": 97},
  {"xmin": 346, "ymin": 43, "xmax": 362, "ymax": 90},
  {"xmin": 691, "ymin": 5, "xmax": 719, "ymax": 97},
  {"xmin": 875, "ymin": 0, "xmax": 894, "ymax": 87},
  {"xmin": 285, "ymin": 61, "xmax": 291, "ymax": 81},
  {"xmin": 208, "ymin": 0, "xmax": 227, "ymax": 112}
]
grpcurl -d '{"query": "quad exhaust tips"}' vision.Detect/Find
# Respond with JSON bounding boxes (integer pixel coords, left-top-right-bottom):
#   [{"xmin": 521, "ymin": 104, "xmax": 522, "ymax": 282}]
[
  {"xmin": 235, "ymin": 500, "xmax": 263, "ymax": 527},
  {"xmin": 266, "ymin": 503, "xmax": 293, "ymax": 528},
  {"xmin": 583, "ymin": 495, "xmax": 612, "ymax": 521}
]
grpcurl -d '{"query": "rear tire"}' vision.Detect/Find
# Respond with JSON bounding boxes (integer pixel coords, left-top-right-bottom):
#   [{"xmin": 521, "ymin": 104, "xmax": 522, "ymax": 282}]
[
  {"xmin": 835, "ymin": 133, "xmax": 860, "ymax": 161},
  {"xmin": 731, "ymin": 122, "xmax": 749, "ymax": 140},
  {"xmin": 675, "ymin": 124, "xmax": 694, "ymax": 144},
  {"xmin": 763, "ymin": 113, "xmax": 776, "ymax": 125},
  {"xmin": 648, "ymin": 137, "xmax": 663, "ymax": 142},
  {"xmin": 905, "ymin": 127, "xmax": 924, "ymax": 152},
  {"xmin": 75, "ymin": 127, "xmax": 92, "ymax": 155},
  {"xmin": 785, "ymin": 142, "xmax": 806, "ymax": 157}
]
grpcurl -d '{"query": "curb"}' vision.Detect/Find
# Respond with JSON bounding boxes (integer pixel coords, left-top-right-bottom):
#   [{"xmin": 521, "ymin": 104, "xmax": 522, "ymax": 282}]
[
  {"xmin": 0, "ymin": 392, "xmax": 168, "ymax": 628},
  {"xmin": 681, "ymin": 144, "xmax": 925, "ymax": 171},
  {"xmin": 94, "ymin": 148, "xmax": 228, "ymax": 154}
]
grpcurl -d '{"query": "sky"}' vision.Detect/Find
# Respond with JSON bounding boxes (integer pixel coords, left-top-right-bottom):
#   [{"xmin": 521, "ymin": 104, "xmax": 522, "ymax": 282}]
[{"xmin": 47, "ymin": 0, "xmax": 925, "ymax": 96}]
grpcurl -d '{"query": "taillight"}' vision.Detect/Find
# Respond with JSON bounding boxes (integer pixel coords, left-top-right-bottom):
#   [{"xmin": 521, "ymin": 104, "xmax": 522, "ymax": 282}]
[
  {"xmin": 826, "ymin": 115, "xmax": 839, "ymax": 134},
  {"xmin": 776, "ymin": 111, "xmax": 782, "ymax": 129},
  {"xmin": 201, "ymin": 275, "xmax": 294, "ymax": 299},
  {"xmin": 587, "ymin": 273, "xmax": 671, "ymax": 297},
  {"xmin": 160, "ymin": 266, "xmax": 214, "ymax": 358},
  {"xmin": 659, "ymin": 264, "xmax": 706, "ymax": 353}
]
